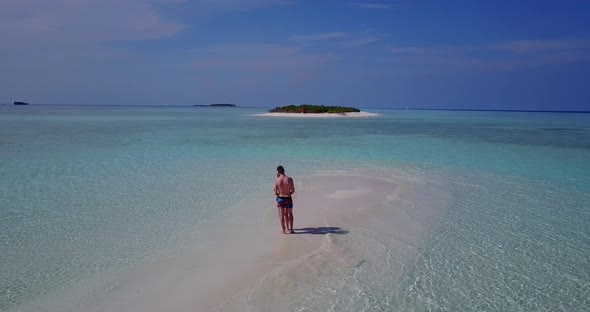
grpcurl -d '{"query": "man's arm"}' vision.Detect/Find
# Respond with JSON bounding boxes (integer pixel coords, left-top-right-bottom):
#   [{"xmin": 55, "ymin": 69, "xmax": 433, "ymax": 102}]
[
  {"xmin": 289, "ymin": 178, "xmax": 295, "ymax": 195},
  {"xmin": 273, "ymin": 182, "xmax": 279, "ymax": 196}
]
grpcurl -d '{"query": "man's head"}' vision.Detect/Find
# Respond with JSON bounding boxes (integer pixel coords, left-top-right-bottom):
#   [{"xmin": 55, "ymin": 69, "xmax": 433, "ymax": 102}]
[{"xmin": 277, "ymin": 165, "xmax": 285, "ymax": 174}]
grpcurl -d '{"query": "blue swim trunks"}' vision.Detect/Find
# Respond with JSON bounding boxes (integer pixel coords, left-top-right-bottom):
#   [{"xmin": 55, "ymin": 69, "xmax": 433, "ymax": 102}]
[{"xmin": 276, "ymin": 196, "xmax": 293, "ymax": 209}]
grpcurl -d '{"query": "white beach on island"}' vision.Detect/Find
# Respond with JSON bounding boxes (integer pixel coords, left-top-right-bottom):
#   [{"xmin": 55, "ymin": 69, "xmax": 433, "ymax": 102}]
[{"xmin": 254, "ymin": 111, "xmax": 380, "ymax": 117}]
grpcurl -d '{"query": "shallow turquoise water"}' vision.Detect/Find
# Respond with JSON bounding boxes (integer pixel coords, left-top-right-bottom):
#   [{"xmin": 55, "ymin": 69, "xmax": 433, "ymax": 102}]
[{"xmin": 1, "ymin": 105, "xmax": 589, "ymax": 310}]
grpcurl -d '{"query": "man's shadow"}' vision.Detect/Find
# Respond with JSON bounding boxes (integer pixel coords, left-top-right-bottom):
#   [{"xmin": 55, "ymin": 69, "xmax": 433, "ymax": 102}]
[{"xmin": 294, "ymin": 227, "xmax": 349, "ymax": 235}]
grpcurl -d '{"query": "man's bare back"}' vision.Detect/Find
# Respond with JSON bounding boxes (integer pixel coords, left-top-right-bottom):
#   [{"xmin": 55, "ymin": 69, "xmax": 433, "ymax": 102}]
[
  {"xmin": 274, "ymin": 175, "xmax": 294, "ymax": 197},
  {"xmin": 273, "ymin": 165, "xmax": 295, "ymax": 234}
]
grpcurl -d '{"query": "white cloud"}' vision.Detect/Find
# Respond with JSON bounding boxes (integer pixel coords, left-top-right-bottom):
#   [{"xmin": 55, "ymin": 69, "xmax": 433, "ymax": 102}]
[
  {"xmin": 191, "ymin": 43, "xmax": 334, "ymax": 71},
  {"xmin": 290, "ymin": 32, "xmax": 349, "ymax": 42},
  {"xmin": 389, "ymin": 38, "xmax": 590, "ymax": 72},
  {"xmin": 0, "ymin": 0, "xmax": 187, "ymax": 46},
  {"xmin": 0, "ymin": 0, "xmax": 301, "ymax": 104},
  {"xmin": 0, "ymin": 0, "xmax": 293, "ymax": 54},
  {"xmin": 391, "ymin": 38, "xmax": 590, "ymax": 56},
  {"xmin": 490, "ymin": 38, "xmax": 590, "ymax": 53},
  {"xmin": 347, "ymin": 2, "xmax": 392, "ymax": 9},
  {"xmin": 290, "ymin": 32, "xmax": 385, "ymax": 47},
  {"xmin": 342, "ymin": 34, "xmax": 387, "ymax": 47}
]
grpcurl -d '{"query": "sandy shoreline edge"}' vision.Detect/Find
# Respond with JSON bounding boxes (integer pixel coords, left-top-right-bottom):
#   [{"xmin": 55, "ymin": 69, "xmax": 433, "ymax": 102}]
[{"xmin": 254, "ymin": 111, "xmax": 379, "ymax": 118}]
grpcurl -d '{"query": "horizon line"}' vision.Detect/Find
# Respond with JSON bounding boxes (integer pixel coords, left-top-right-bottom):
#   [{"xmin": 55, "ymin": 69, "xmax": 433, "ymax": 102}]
[{"xmin": 1, "ymin": 103, "xmax": 589, "ymax": 113}]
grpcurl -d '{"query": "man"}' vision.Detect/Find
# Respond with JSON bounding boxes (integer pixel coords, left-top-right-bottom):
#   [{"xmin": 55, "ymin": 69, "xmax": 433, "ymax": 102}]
[{"xmin": 273, "ymin": 165, "xmax": 295, "ymax": 234}]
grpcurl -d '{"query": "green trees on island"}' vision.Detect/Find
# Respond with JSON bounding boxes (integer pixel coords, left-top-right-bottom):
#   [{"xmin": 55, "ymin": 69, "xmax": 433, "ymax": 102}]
[{"xmin": 270, "ymin": 105, "xmax": 360, "ymax": 113}]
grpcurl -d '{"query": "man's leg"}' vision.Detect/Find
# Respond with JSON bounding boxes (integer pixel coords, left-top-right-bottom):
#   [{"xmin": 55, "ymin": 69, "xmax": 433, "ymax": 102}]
[
  {"xmin": 278, "ymin": 208, "xmax": 287, "ymax": 234},
  {"xmin": 286, "ymin": 209, "xmax": 294, "ymax": 233}
]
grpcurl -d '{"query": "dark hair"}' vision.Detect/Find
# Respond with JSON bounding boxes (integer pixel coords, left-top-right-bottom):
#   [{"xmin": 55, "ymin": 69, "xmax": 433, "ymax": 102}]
[{"xmin": 277, "ymin": 165, "xmax": 285, "ymax": 174}]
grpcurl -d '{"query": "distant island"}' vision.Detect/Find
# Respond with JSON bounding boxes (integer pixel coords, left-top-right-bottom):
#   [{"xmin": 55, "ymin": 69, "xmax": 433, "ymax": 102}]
[
  {"xmin": 270, "ymin": 104, "xmax": 360, "ymax": 114},
  {"xmin": 193, "ymin": 104, "xmax": 237, "ymax": 107},
  {"xmin": 13, "ymin": 101, "xmax": 29, "ymax": 105}
]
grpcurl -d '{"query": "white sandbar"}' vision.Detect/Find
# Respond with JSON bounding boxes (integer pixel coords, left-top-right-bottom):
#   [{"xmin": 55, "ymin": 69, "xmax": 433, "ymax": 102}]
[{"xmin": 20, "ymin": 167, "xmax": 448, "ymax": 312}]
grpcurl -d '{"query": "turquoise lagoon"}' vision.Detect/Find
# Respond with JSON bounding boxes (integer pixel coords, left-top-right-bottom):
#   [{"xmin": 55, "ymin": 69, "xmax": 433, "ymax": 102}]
[{"xmin": 0, "ymin": 105, "xmax": 588, "ymax": 311}]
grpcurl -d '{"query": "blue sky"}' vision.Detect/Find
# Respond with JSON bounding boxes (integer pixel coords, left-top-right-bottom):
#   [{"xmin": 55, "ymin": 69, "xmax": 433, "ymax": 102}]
[{"xmin": 1, "ymin": 0, "xmax": 589, "ymax": 110}]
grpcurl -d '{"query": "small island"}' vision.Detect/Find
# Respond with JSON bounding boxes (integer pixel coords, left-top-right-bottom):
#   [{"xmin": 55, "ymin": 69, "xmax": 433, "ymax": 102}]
[
  {"xmin": 270, "ymin": 104, "xmax": 360, "ymax": 114},
  {"xmin": 256, "ymin": 104, "xmax": 378, "ymax": 118},
  {"xmin": 13, "ymin": 101, "xmax": 30, "ymax": 105},
  {"xmin": 193, "ymin": 104, "xmax": 237, "ymax": 107}
]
